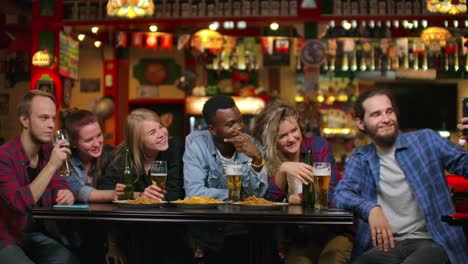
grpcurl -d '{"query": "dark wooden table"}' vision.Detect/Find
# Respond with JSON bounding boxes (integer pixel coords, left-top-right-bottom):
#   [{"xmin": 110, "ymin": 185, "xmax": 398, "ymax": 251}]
[
  {"xmin": 33, "ymin": 204, "xmax": 353, "ymax": 263},
  {"xmin": 32, "ymin": 203, "xmax": 353, "ymax": 224}
]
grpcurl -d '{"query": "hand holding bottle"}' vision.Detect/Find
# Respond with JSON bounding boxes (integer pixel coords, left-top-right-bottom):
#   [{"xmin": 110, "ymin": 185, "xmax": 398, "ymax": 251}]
[{"xmin": 113, "ymin": 183, "xmax": 126, "ymax": 201}]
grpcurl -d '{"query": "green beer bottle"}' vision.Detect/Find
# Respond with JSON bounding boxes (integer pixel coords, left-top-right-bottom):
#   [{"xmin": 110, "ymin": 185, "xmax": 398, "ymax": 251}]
[
  {"xmin": 121, "ymin": 148, "xmax": 134, "ymax": 200},
  {"xmin": 302, "ymin": 149, "xmax": 315, "ymax": 208}
]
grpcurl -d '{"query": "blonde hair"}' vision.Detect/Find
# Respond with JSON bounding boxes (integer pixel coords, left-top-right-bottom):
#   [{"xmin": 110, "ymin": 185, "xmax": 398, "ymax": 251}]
[
  {"xmin": 253, "ymin": 101, "xmax": 300, "ymax": 175},
  {"xmin": 115, "ymin": 108, "xmax": 161, "ymax": 181}
]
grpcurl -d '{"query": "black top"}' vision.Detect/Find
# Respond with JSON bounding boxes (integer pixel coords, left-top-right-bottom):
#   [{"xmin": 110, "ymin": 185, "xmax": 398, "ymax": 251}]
[{"xmin": 97, "ymin": 137, "xmax": 185, "ymax": 201}]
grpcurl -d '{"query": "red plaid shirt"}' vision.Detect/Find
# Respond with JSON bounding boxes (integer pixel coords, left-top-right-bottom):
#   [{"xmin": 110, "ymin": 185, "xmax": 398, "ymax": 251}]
[{"xmin": 0, "ymin": 135, "xmax": 71, "ymax": 250}]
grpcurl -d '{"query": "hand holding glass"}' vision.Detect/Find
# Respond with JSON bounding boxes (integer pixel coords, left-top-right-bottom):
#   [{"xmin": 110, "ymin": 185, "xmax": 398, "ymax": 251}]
[
  {"xmin": 225, "ymin": 163, "xmax": 243, "ymax": 202},
  {"xmin": 52, "ymin": 130, "xmax": 72, "ymax": 177},
  {"xmin": 312, "ymin": 162, "xmax": 331, "ymax": 209},
  {"xmin": 150, "ymin": 161, "xmax": 167, "ymax": 191}
]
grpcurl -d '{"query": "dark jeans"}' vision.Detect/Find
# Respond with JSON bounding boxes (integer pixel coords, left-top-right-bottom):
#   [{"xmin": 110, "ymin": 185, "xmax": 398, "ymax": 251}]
[
  {"xmin": 61, "ymin": 221, "xmax": 107, "ymax": 264},
  {"xmin": 125, "ymin": 223, "xmax": 193, "ymax": 264},
  {"xmin": 353, "ymin": 239, "xmax": 448, "ymax": 264},
  {"xmin": 190, "ymin": 223, "xmax": 278, "ymax": 264},
  {"xmin": 0, "ymin": 232, "xmax": 78, "ymax": 264}
]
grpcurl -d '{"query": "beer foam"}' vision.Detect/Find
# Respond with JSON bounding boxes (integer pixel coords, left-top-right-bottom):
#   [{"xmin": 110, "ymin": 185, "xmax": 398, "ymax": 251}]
[
  {"xmin": 151, "ymin": 173, "xmax": 167, "ymax": 177},
  {"xmin": 225, "ymin": 164, "xmax": 243, "ymax": 175},
  {"xmin": 312, "ymin": 169, "xmax": 330, "ymax": 176}
]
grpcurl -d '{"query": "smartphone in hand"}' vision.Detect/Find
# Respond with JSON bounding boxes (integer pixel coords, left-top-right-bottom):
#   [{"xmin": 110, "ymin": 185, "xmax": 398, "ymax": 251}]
[{"xmin": 463, "ymin": 97, "xmax": 468, "ymax": 136}]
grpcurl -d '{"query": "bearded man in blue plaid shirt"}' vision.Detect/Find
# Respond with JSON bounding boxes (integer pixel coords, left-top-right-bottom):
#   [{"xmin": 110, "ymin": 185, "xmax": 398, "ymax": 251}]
[{"xmin": 333, "ymin": 88, "xmax": 468, "ymax": 264}]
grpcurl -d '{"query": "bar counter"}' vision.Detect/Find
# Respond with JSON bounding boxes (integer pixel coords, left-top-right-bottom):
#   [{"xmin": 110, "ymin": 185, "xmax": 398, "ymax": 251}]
[
  {"xmin": 32, "ymin": 203, "xmax": 353, "ymax": 225},
  {"xmin": 33, "ymin": 203, "xmax": 353, "ymax": 263}
]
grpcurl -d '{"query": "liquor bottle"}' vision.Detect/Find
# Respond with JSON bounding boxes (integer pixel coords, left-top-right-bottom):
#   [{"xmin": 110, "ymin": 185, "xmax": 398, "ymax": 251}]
[
  {"xmin": 302, "ymin": 149, "xmax": 315, "ymax": 209},
  {"xmin": 121, "ymin": 148, "xmax": 134, "ymax": 200}
]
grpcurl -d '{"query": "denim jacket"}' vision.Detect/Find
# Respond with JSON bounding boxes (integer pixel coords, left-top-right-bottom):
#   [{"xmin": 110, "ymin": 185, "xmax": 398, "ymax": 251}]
[
  {"xmin": 66, "ymin": 155, "xmax": 94, "ymax": 203},
  {"xmin": 183, "ymin": 130, "xmax": 268, "ymax": 201},
  {"xmin": 65, "ymin": 144, "xmax": 114, "ymax": 203}
]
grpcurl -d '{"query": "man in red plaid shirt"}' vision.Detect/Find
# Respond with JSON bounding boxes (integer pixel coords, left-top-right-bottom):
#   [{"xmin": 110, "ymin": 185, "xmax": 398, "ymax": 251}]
[{"xmin": 0, "ymin": 90, "xmax": 77, "ymax": 263}]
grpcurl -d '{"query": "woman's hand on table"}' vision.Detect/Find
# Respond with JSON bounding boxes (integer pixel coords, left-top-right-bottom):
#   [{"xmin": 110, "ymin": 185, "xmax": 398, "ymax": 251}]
[
  {"xmin": 141, "ymin": 185, "xmax": 165, "ymax": 200},
  {"xmin": 56, "ymin": 189, "xmax": 75, "ymax": 205},
  {"xmin": 113, "ymin": 183, "xmax": 125, "ymax": 201},
  {"xmin": 288, "ymin": 194, "xmax": 301, "ymax": 204},
  {"xmin": 280, "ymin": 162, "xmax": 314, "ymax": 185}
]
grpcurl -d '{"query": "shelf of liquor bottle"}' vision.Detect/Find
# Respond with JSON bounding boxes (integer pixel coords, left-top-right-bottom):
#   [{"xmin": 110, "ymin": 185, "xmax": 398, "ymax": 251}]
[
  {"xmin": 319, "ymin": 15, "xmax": 467, "ymax": 23},
  {"xmin": 63, "ymin": 0, "xmax": 300, "ymax": 23}
]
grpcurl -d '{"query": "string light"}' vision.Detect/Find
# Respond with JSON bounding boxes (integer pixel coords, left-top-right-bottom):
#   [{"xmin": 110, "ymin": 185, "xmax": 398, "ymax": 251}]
[{"xmin": 270, "ymin": 22, "xmax": 279, "ymax": 31}]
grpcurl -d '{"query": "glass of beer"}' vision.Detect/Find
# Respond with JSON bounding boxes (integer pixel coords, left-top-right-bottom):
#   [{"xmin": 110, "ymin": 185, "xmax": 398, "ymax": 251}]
[
  {"xmin": 52, "ymin": 130, "xmax": 72, "ymax": 177},
  {"xmin": 150, "ymin": 160, "xmax": 167, "ymax": 191},
  {"xmin": 225, "ymin": 163, "xmax": 243, "ymax": 202},
  {"xmin": 312, "ymin": 162, "xmax": 331, "ymax": 209}
]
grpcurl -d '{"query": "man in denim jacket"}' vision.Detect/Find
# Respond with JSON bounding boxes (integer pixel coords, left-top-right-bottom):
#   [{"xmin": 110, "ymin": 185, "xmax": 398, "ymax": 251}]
[
  {"xmin": 183, "ymin": 95, "xmax": 268, "ymax": 201},
  {"xmin": 183, "ymin": 95, "xmax": 269, "ymax": 263}
]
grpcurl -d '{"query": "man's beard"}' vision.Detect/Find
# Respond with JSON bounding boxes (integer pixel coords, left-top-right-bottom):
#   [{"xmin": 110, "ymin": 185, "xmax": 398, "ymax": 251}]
[
  {"xmin": 29, "ymin": 127, "xmax": 51, "ymax": 145},
  {"xmin": 374, "ymin": 133, "xmax": 397, "ymax": 149},
  {"xmin": 365, "ymin": 123, "xmax": 398, "ymax": 149}
]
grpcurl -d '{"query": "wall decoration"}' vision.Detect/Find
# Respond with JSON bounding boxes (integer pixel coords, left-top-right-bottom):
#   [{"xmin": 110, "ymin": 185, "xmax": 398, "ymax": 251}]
[
  {"xmin": 59, "ymin": 31, "xmax": 79, "ymax": 80},
  {"xmin": 132, "ymin": 32, "xmax": 143, "ymax": 47},
  {"xmin": 138, "ymin": 85, "xmax": 159, "ymax": 98},
  {"xmin": 145, "ymin": 33, "xmax": 158, "ymax": 50},
  {"xmin": 80, "ymin": 78, "xmax": 100, "ymax": 93},
  {"xmin": 263, "ymin": 38, "xmax": 291, "ymax": 66},
  {"xmin": 62, "ymin": 77, "xmax": 74, "ymax": 108},
  {"xmin": 133, "ymin": 59, "xmax": 180, "ymax": 85},
  {"xmin": 301, "ymin": 39, "xmax": 326, "ymax": 66},
  {"xmin": 116, "ymin": 32, "xmax": 128, "ymax": 48},
  {"xmin": 32, "ymin": 50, "xmax": 52, "ymax": 67},
  {"xmin": 36, "ymin": 80, "xmax": 55, "ymax": 95},
  {"xmin": 145, "ymin": 62, "xmax": 168, "ymax": 84}
]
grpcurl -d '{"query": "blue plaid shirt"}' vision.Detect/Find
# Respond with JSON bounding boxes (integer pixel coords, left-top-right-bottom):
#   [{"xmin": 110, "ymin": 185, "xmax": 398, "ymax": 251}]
[{"xmin": 333, "ymin": 129, "xmax": 468, "ymax": 263}]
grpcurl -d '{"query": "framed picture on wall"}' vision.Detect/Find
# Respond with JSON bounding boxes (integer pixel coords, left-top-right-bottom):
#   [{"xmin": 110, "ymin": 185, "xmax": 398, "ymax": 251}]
[
  {"xmin": 80, "ymin": 78, "xmax": 100, "ymax": 93},
  {"xmin": 36, "ymin": 80, "xmax": 55, "ymax": 95}
]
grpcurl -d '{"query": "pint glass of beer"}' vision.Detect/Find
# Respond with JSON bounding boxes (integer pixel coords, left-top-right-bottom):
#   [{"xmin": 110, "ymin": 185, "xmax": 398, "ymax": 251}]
[
  {"xmin": 225, "ymin": 163, "xmax": 243, "ymax": 202},
  {"xmin": 150, "ymin": 161, "xmax": 168, "ymax": 190},
  {"xmin": 52, "ymin": 130, "xmax": 72, "ymax": 177},
  {"xmin": 312, "ymin": 162, "xmax": 331, "ymax": 209}
]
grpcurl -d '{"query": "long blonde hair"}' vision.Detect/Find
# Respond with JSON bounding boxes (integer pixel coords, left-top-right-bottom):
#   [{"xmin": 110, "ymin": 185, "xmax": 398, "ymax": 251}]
[
  {"xmin": 115, "ymin": 108, "xmax": 161, "ymax": 180},
  {"xmin": 253, "ymin": 101, "xmax": 300, "ymax": 175}
]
